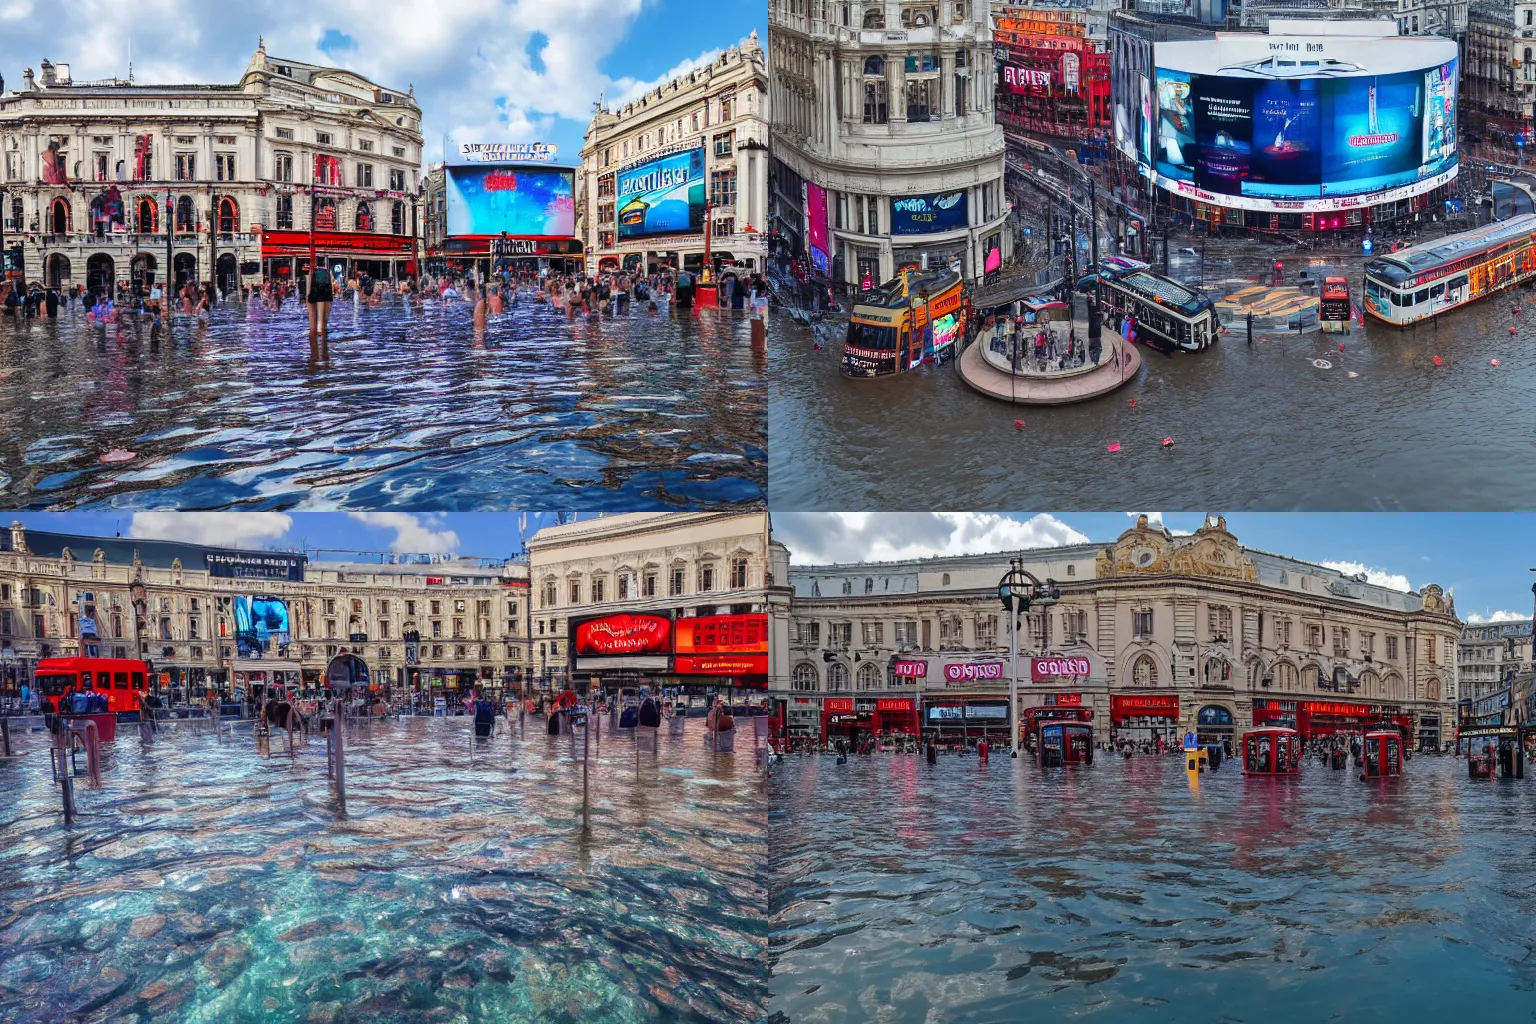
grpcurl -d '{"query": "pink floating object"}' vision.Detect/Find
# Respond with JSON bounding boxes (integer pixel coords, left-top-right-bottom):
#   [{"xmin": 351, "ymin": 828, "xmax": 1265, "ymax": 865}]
[
  {"xmin": 1339, "ymin": 343, "xmax": 1345, "ymax": 351},
  {"xmin": 1512, "ymin": 327, "xmax": 1519, "ymax": 334},
  {"xmin": 98, "ymin": 449, "xmax": 136, "ymax": 464},
  {"xmin": 1492, "ymin": 359, "xmax": 1501, "ymax": 367},
  {"xmin": 1432, "ymin": 355, "xmax": 1444, "ymax": 366},
  {"xmin": 1128, "ymin": 398, "xmax": 1136, "ymax": 407},
  {"xmin": 1106, "ymin": 442, "xmax": 1121, "ymax": 453},
  {"xmin": 1161, "ymin": 437, "xmax": 1174, "ymax": 447},
  {"xmin": 1013, "ymin": 419, "xmax": 1025, "ymax": 429}
]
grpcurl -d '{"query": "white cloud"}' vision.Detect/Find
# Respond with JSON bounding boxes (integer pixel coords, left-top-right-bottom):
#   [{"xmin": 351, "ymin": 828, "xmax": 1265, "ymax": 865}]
[
  {"xmin": 8, "ymin": 0, "xmax": 724, "ymax": 163},
  {"xmin": 774, "ymin": 513, "xmax": 1090, "ymax": 564},
  {"xmin": 1319, "ymin": 559, "xmax": 1412, "ymax": 593},
  {"xmin": 1124, "ymin": 511, "xmax": 1193, "ymax": 536},
  {"xmin": 129, "ymin": 512, "xmax": 292, "ymax": 547},
  {"xmin": 347, "ymin": 512, "xmax": 458, "ymax": 554},
  {"xmin": 1466, "ymin": 609, "xmax": 1529, "ymax": 624}
]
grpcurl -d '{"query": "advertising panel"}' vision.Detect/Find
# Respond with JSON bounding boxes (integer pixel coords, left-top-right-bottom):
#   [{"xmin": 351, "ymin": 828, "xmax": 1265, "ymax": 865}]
[
  {"xmin": 944, "ymin": 661, "xmax": 1004, "ymax": 684},
  {"xmin": 616, "ymin": 147, "xmax": 706, "ymax": 239},
  {"xmin": 1150, "ymin": 36, "xmax": 1458, "ymax": 212},
  {"xmin": 205, "ymin": 552, "xmax": 307, "ymax": 581},
  {"xmin": 807, "ymin": 182, "xmax": 830, "ymax": 274},
  {"xmin": 893, "ymin": 659, "xmax": 928, "ymax": 677},
  {"xmin": 1031, "ymin": 656, "xmax": 1092, "ymax": 682},
  {"xmin": 573, "ymin": 613, "xmax": 672, "ymax": 657},
  {"xmin": 234, "ymin": 596, "xmax": 291, "ymax": 658},
  {"xmin": 674, "ymin": 614, "xmax": 769, "ymax": 655},
  {"xmin": 890, "ymin": 190, "xmax": 969, "ymax": 235},
  {"xmin": 445, "ymin": 165, "xmax": 576, "ymax": 237}
]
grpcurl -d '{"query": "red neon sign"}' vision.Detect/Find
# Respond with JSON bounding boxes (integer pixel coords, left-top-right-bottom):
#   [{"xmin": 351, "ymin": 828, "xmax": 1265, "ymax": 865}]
[
  {"xmin": 824, "ymin": 697, "xmax": 854, "ymax": 712},
  {"xmin": 674, "ymin": 614, "xmax": 768, "ymax": 655},
  {"xmin": 574, "ymin": 614, "xmax": 671, "ymax": 656},
  {"xmin": 875, "ymin": 697, "xmax": 914, "ymax": 712}
]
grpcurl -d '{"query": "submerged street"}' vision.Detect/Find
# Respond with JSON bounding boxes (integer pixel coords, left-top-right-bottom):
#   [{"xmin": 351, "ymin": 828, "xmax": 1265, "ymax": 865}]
[{"xmin": 0, "ymin": 296, "xmax": 767, "ymax": 510}]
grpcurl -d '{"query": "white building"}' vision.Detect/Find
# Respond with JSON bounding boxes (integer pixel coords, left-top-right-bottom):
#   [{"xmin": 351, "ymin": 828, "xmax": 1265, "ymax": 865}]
[
  {"xmin": 768, "ymin": 0, "xmax": 1011, "ymax": 287},
  {"xmin": 1458, "ymin": 619, "xmax": 1532, "ymax": 702},
  {"xmin": 0, "ymin": 43, "xmax": 424, "ymax": 297},
  {"xmin": 578, "ymin": 33, "xmax": 769, "ymax": 279}
]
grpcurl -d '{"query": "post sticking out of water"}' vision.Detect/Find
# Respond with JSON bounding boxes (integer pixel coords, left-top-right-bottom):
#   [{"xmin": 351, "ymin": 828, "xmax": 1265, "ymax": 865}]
[
  {"xmin": 53, "ymin": 725, "xmax": 75, "ymax": 825},
  {"xmin": 332, "ymin": 697, "xmax": 347, "ymax": 811},
  {"xmin": 1, "ymin": 717, "xmax": 12, "ymax": 759},
  {"xmin": 582, "ymin": 709, "xmax": 591, "ymax": 825}
]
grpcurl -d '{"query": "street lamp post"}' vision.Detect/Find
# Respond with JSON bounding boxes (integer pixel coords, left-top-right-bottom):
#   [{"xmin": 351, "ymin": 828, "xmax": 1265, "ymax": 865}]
[
  {"xmin": 998, "ymin": 558, "xmax": 1060, "ymax": 758},
  {"xmin": 165, "ymin": 189, "xmax": 174, "ymax": 303},
  {"xmin": 1087, "ymin": 177, "xmax": 1101, "ymax": 343}
]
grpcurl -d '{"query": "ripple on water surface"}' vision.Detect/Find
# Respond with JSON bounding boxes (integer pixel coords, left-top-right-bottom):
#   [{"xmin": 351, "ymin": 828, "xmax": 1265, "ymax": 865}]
[
  {"xmin": 769, "ymin": 752, "xmax": 1536, "ymax": 1024},
  {"xmin": 0, "ymin": 716, "xmax": 767, "ymax": 1023},
  {"xmin": 0, "ymin": 298, "xmax": 766, "ymax": 509}
]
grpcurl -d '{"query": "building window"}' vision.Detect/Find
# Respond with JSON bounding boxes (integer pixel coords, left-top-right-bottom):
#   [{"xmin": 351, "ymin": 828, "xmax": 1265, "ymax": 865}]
[
  {"xmin": 592, "ymin": 577, "xmax": 606, "ymax": 603},
  {"xmin": 275, "ymin": 153, "xmax": 293, "ymax": 181},
  {"xmin": 276, "ymin": 127, "xmax": 295, "ymax": 140},
  {"xmin": 276, "ymin": 194, "xmax": 294, "ymax": 230},
  {"xmin": 906, "ymin": 79, "xmax": 933, "ymax": 123},
  {"xmin": 1308, "ymin": 624, "xmax": 1323, "ymax": 648},
  {"xmin": 391, "ymin": 200, "xmax": 405, "ymax": 234},
  {"xmin": 1386, "ymin": 635, "xmax": 1398, "ymax": 661},
  {"xmin": 713, "ymin": 131, "xmax": 734, "ymax": 158},
  {"xmin": 175, "ymin": 195, "xmax": 196, "ymax": 232},
  {"xmin": 568, "ymin": 579, "xmax": 581, "ymax": 604},
  {"xmin": 389, "ymin": 168, "xmax": 406, "ymax": 191},
  {"xmin": 643, "ymin": 571, "xmax": 658, "ymax": 598},
  {"xmin": 542, "ymin": 581, "xmax": 557, "ymax": 606},
  {"xmin": 357, "ymin": 163, "xmax": 374, "ymax": 188},
  {"xmin": 861, "ymin": 621, "xmax": 883, "ymax": 646},
  {"xmin": 976, "ymin": 614, "xmax": 996, "ymax": 647},
  {"xmin": 669, "ymin": 565, "xmax": 685, "ymax": 596},
  {"xmin": 894, "ymin": 620, "xmax": 917, "ymax": 648},
  {"xmin": 710, "ymin": 169, "xmax": 737, "ymax": 208},
  {"xmin": 729, "ymin": 557, "xmax": 749, "ymax": 589},
  {"xmin": 792, "ymin": 663, "xmax": 819, "ymax": 691},
  {"xmin": 1208, "ymin": 605, "xmax": 1232, "ymax": 639},
  {"xmin": 1132, "ymin": 609, "xmax": 1153, "ymax": 637},
  {"xmin": 862, "ymin": 80, "xmax": 889, "ymax": 124},
  {"xmin": 174, "ymin": 153, "xmax": 196, "ymax": 181},
  {"xmin": 218, "ymin": 197, "xmax": 239, "ymax": 233},
  {"xmin": 358, "ymin": 139, "xmax": 374, "ymax": 152},
  {"xmin": 826, "ymin": 662, "xmax": 849, "ymax": 691},
  {"xmin": 1131, "ymin": 655, "xmax": 1158, "ymax": 687},
  {"xmin": 316, "ymin": 131, "xmax": 333, "ymax": 146},
  {"xmin": 857, "ymin": 662, "xmax": 883, "ymax": 691},
  {"xmin": 356, "ymin": 201, "xmax": 373, "ymax": 231},
  {"xmin": 214, "ymin": 153, "xmax": 235, "ymax": 181},
  {"xmin": 1332, "ymin": 627, "xmax": 1350, "ymax": 657},
  {"xmin": 699, "ymin": 564, "xmax": 715, "ymax": 593}
]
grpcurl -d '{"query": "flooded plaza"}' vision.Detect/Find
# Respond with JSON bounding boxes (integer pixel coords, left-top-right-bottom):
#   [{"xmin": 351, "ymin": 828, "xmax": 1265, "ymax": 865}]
[
  {"xmin": 0, "ymin": 297, "xmax": 766, "ymax": 510},
  {"xmin": 0, "ymin": 715, "xmax": 767, "ymax": 1024},
  {"xmin": 768, "ymin": 750, "xmax": 1536, "ymax": 1024},
  {"xmin": 769, "ymin": 249, "xmax": 1536, "ymax": 510}
]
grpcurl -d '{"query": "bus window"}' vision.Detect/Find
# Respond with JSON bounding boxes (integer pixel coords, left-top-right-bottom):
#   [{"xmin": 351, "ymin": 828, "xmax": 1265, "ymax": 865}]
[
  {"xmin": 1430, "ymin": 284, "xmax": 1444, "ymax": 299},
  {"xmin": 1415, "ymin": 289, "xmax": 1429, "ymax": 304},
  {"xmin": 80, "ymin": 671, "xmax": 94, "ymax": 689},
  {"xmin": 132, "ymin": 672, "xmax": 146, "ymax": 690},
  {"xmin": 114, "ymin": 672, "xmax": 129, "ymax": 690}
]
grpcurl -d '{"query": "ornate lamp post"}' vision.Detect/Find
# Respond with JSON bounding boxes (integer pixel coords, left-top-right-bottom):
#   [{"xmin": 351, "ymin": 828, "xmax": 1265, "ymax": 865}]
[{"xmin": 998, "ymin": 557, "xmax": 1059, "ymax": 757}]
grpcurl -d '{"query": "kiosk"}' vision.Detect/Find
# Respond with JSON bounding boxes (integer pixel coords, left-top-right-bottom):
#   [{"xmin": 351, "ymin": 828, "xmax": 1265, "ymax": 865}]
[
  {"xmin": 1036, "ymin": 721, "xmax": 1093, "ymax": 767},
  {"xmin": 1241, "ymin": 727, "xmax": 1302, "ymax": 776},
  {"xmin": 1360, "ymin": 730, "xmax": 1404, "ymax": 779}
]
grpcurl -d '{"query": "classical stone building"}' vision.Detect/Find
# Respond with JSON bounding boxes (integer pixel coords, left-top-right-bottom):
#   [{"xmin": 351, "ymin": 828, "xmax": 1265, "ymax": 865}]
[
  {"xmin": 0, "ymin": 523, "xmax": 529, "ymax": 699},
  {"xmin": 1458, "ymin": 618, "xmax": 1532, "ymax": 702},
  {"xmin": 578, "ymin": 33, "xmax": 769, "ymax": 279},
  {"xmin": 768, "ymin": 0, "xmax": 1010, "ymax": 287},
  {"xmin": 0, "ymin": 43, "xmax": 424, "ymax": 296},
  {"xmin": 527, "ymin": 512, "xmax": 771, "ymax": 693},
  {"xmin": 776, "ymin": 515, "xmax": 1462, "ymax": 750}
]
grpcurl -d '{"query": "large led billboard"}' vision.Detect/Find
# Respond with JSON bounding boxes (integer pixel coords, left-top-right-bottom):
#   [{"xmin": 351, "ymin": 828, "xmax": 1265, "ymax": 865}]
[
  {"xmin": 807, "ymin": 182, "xmax": 830, "ymax": 274},
  {"xmin": 1148, "ymin": 35, "xmax": 1458, "ymax": 213},
  {"xmin": 444, "ymin": 165, "xmax": 576, "ymax": 237},
  {"xmin": 234, "ymin": 596, "xmax": 291, "ymax": 658},
  {"xmin": 617, "ymin": 147, "xmax": 706, "ymax": 239}
]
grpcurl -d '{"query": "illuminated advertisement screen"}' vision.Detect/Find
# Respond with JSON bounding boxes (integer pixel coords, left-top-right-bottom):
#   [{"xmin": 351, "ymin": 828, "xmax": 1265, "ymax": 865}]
[
  {"xmin": 617, "ymin": 147, "xmax": 706, "ymax": 239},
  {"xmin": 1149, "ymin": 37, "xmax": 1457, "ymax": 212},
  {"xmin": 891, "ymin": 189, "xmax": 969, "ymax": 235},
  {"xmin": 807, "ymin": 182, "xmax": 830, "ymax": 274},
  {"xmin": 234, "ymin": 596, "xmax": 291, "ymax": 657},
  {"xmin": 445, "ymin": 165, "xmax": 576, "ymax": 237},
  {"xmin": 931, "ymin": 311, "xmax": 959, "ymax": 353}
]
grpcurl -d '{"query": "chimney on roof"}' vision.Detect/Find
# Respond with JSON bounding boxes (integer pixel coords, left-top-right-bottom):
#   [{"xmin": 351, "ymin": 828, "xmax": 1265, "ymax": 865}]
[
  {"xmin": 21, "ymin": 67, "xmax": 33, "ymax": 91},
  {"xmin": 39, "ymin": 60, "xmax": 55, "ymax": 88}
]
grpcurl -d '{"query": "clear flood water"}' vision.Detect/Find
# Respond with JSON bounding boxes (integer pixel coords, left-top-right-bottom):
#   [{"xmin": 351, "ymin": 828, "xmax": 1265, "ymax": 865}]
[
  {"xmin": 769, "ymin": 248, "xmax": 1536, "ymax": 509},
  {"xmin": 0, "ymin": 296, "xmax": 766, "ymax": 509},
  {"xmin": 0, "ymin": 716, "xmax": 767, "ymax": 1023},
  {"xmin": 769, "ymin": 750, "xmax": 1536, "ymax": 1023}
]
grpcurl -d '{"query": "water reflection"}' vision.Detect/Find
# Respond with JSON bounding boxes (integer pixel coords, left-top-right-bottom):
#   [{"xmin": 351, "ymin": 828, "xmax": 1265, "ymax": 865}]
[
  {"xmin": 0, "ymin": 717, "xmax": 766, "ymax": 1023},
  {"xmin": 0, "ymin": 298, "xmax": 766, "ymax": 509},
  {"xmin": 770, "ymin": 753, "xmax": 1536, "ymax": 1023}
]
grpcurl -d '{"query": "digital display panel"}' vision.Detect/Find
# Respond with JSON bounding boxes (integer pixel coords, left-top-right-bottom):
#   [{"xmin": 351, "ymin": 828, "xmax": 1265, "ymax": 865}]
[
  {"xmin": 1148, "ymin": 36, "xmax": 1458, "ymax": 212},
  {"xmin": 234, "ymin": 596, "xmax": 291, "ymax": 658},
  {"xmin": 807, "ymin": 182, "xmax": 830, "ymax": 273},
  {"xmin": 616, "ymin": 148, "xmax": 706, "ymax": 239},
  {"xmin": 890, "ymin": 189, "xmax": 969, "ymax": 235},
  {"xmin": 445, "ymin": 165, "xmax": 576, "ymax": 237}
]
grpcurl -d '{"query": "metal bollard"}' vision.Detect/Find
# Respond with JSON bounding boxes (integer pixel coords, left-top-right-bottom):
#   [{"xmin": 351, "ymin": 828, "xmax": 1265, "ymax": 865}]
[
  {"xmin": 53, "ymin": 726, "xmax": 75, "ymax": 825},
  {"xmin": 332, "ymin": 699, "xmax": 347, "ymax": 811},
  {"xmin": 1, "ymin": 717, "xmax": 12, "ymax": 758}
]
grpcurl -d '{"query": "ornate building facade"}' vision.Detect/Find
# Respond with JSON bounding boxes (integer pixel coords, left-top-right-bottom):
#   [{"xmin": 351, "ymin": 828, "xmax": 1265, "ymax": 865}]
[
  {"xmin": 0, "ymin": 44, "xmax": 423, "ymax": 296},
  {"xmin": 578, "ymin": 33, "xmax": 769, "ymax": 279},
  {"xmin": 0, "ymin": 523, "xmax": 528, "ymax": 699},
  {"xmin": 775, "ymin": 515, "xmax": 1462, "ymax": 750},
  {"xmin": 1458, "ymin": 618, "xmax": 1532, "ymax": 702},
  {"xmin": 528, "ymin": 512, "xmax": 771, "ymax": 692},
  {"xmin": 768, "ymin": 0, "xmax": 1010, "ymax": 287}
]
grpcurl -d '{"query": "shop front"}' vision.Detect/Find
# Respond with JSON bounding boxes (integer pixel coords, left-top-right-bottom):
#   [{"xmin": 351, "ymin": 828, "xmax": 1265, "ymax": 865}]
[
  {"xmin": 569, "ymin": 611, "xmax": 673, "ymax": 698},
  {"xmin": 873, "ymin": 696, "xmax": 919, "ymax": 737},
  {"xmin": 672, "ymin": 613, "xmax": 769, "ymax": 698},
  {"xmin": 922, "ymin": 697, "xmax": 1011, "ymax": 743},
  {"xmin": 1110, "ymin": 693, "xmax": 1179, "ymax": 746},
  {"xmin": 259, "ymin": 228, "xmax": 414, "ymax": 284},
  {"xmin": 1295, "ymin": 700, "xmax": 1410, "ymax": 740},
  {"xmin": 1195, "ymin": 703, "xmax": 1236, "ymax": 747},
  {"xmin": 1252, "ymin": 699, "xmax": 1298, "ymax": 730},
  {"xmin": 1418, "ymin": 713, "xmax": 1442, "ymax": 751},
  {"xmin": 821, "ymin": 697, "xmax": 865, "ymax": 744}
]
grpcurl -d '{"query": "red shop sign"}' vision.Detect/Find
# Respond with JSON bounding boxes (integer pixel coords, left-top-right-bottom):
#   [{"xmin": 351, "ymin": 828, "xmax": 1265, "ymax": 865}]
[
  {"xmin": 673, "ymin": 654, "xmax": 767, "ymax": 676},
  {"xmin": 1300, "ymin": 700, "xmax": 1372, "ymax": 716},
  {"xmin": 674, "ymin": 614, "xmax": 768, "ymax": 655},
  {"xmin": 1111, "ymin": 694, "xmax": 1179, "ymax": 714},
  {"xmin": 875, "ymin": 697, "xmax": 914, "ymax": 712},
  {"xmin": 1032, "ymin": 656, "xmax": 1091, "ymax": 682},
  {"xmin": 824, "ymin": 697, "xmax": 855, "ymax": 713},
  {"xmin": 1054, "ymin": 693, "xmax": 1083, "ymax": 707},
  {"xmin": 573, "ymin": 613, "xmax": 671, "ymax": 656},
  {"xmin": 893, "ymin": 659, "xmax": 928, "ymax": 677}
]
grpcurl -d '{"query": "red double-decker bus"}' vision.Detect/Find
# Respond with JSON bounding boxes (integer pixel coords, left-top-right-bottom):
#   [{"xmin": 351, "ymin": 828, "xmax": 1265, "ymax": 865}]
[{"xmin": 33, "ymin": 657, "xmax": 152, "ymax": 715}]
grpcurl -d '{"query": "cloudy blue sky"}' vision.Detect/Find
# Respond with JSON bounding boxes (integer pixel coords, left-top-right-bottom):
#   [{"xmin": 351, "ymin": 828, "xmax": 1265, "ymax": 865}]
[
  {"xmin": 770, "ymin": 513, "xmax": 1536, "ymax": 625},
  {"xmin": 0, "ymin": 0, "xmax": 765, "ymax": 163}
]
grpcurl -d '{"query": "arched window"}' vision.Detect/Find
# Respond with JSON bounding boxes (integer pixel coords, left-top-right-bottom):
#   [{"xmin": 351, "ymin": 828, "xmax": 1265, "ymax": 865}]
[
  {"xmin": 792, "ymin": 663, "xmax": 819, "ymax": 691},
  {"xmin": 1131, "ymin": 655, "xmax": 1158, "ymax": 687},
  {"xmin": 49, "ymin": 197, "xmax": 70, "ymax": 234},
  {"xmin": 942, "ymin": 573, "xmax": 951, "ymax": 585},
  {"xmin": 842, "ymin": 579, "xmax": 852, "ymax": 595},
  {"xmin": 356, "ymin": 201, "xmax": 373, "ymax": 232},
  {"xmin": 863, "ymin": 5, "xmax": 885, "ymax": 28},
  {"xmin": 135, "ymin": 197, "xmax": 157, "ymax": 233},
  {"xmin": 218, "ymin": 196, "xmax": 239, "ymax": 233},
  {"xmin": 864, "ymin": 56, "xmax": 885, "ymax": 76},
  {"xmin": 864, "ymin": 577, "xmax": 873, "ymax": 594},
  {"xmin": 1424, "ymin": 677, "xmax": 1441, "ymax": 701},
  {"xmin": 1301, "ymin": 664, "xmax": 1323, "ymax": 691},
  {"xmin": 1204, "ymin": 658, "xmax": 1231, "ymax": 684},
  {"xmin": 391, "ymin": 200, "xmax": 405, "ymax": 235},
  {"xmin": 175, "ymin": 195, "xmax": 195, "ymax": 232},
  {"xmin": 1248, "ymin": 659, "xmax": 1265, "ymax": 689},
  {"xmin": 857, "ymin": 662, "xmax": 882, "ymax": 690},
  {"xmin": 1360, "ymin": 670, "xmax": 1380, "ymax": 699},
  {"xmin": 827, "ymin": 662, "xmax": 850, "ymax": 692},
  {"xmin": 1273, "ymin": 662, "xmax": 1298, "ymax": 690}
]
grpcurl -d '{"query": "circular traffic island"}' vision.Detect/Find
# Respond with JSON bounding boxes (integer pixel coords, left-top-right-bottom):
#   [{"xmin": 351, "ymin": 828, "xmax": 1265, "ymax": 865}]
[{"xmin": 958, "ymin": 325, "xmax": 1142, "ymax": 405}]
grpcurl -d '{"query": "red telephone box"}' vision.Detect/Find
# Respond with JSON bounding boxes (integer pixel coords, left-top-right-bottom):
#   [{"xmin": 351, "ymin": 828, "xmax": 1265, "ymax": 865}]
[
  {"xmin": 1361, "ymin": 730, "xmax": 1403, "ymax": 779},
  {"xmin": 1037, "ymin": 721, "xmax": 1094, "ymax": 768},
  {"xmin": 1241, "ymin": 727, "xmax": 1301, "ymax": 776}
]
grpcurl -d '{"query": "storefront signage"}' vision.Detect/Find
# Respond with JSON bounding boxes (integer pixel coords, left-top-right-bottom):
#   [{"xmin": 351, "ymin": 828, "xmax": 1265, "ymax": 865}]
[
  {"xmin": 1032, "ymin": 656, "xmax": 1090, "ymax": 681},
  {"xmin": 1299, "ymin": 700, "xmax": 1372, "ymax": 716},
  {"xmin": 205, "ymin": 552, "xmax": 307, "ymax": 582},
  {"xmin": 458, "ymin": 142, "xmax": 558, "ymax": 163},
  {"xmin": 824, "ymin": 697, "xmax": 855, "ymax": 713},
  {"xmin": 426, "ymin": 577, "xmax": 444, "ymax": 586},
  {"xmin": 893, "ymin": 659, "xmax": 928, "ymax": 677},
  {"xmin": 674, "ymin": 614, "xmax": 768, "ymax": 655},
  {"xmin": 890, "ymin": 189, "xmax": 969, "ymax": 236},
  {"xmin": 673, "ymin": 655, "xmax": 767, "ymax": 676},
  {"xmin": 965, "ymin": 704, "xmax": 1008, "ymax": 720},
  {"xmin": 1045, "ymin": 693, "xmax": 1083, "ymax": 707},
  {"xmin": 1111, "ymin": 694, "xmax": 1179, "ymax": 715},
  {"xmin": 944, "ymin": 661, "xmax": 1004, "ymax": 684},
  {"xmin": 875, "ymin": 697, "xmax": 914, "ymax": 712},
  {"xmin": 573, "ymin": 613, "xmax": 671, "ymax": 656}
]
